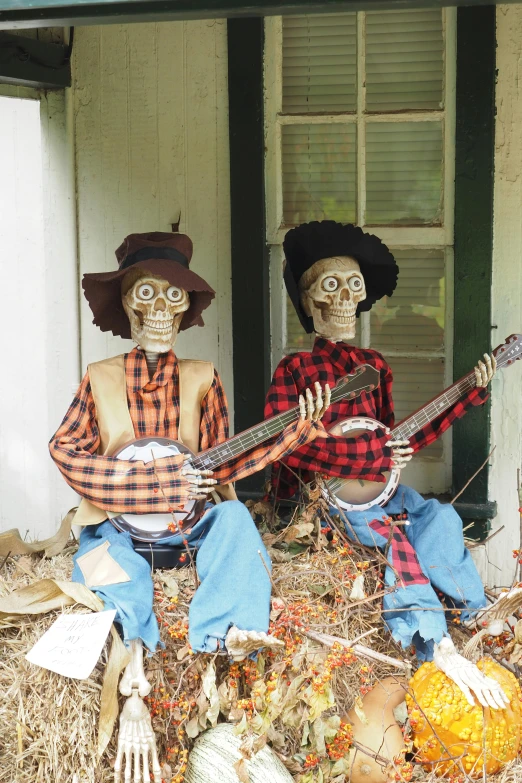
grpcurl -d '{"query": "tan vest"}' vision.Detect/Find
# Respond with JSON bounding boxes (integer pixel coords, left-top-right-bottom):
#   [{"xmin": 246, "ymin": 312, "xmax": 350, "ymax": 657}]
[{"xmin": 72, "ymin": 354, "xmax": 236, "ymax": 527}]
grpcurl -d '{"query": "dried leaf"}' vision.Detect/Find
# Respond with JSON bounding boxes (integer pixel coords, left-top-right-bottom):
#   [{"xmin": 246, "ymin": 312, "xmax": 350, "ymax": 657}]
[
  {"xmin": 252, "ymin": 733, "xmax": 267, "ymax": 754},
  {"xmin": 176, "ymin": 643, "xmax": 191, "ymax": 661},
  {"xmin": 307, "ymin": 583, "xmax": 331, "ymax": 596},
  {"xmin": 158, "ymin": 573, "xmax": 179, "ymax": 598},
  {"xmin": 233, "ymin": 758, "xmax": 250, "ymax": 783},
  {"xmin": 353, "ymin": 695, "xmax": 368, "ymax": 725},
  {"xmin": 284, "ymin": 523, "xmax": 314, "ymax": 543},
  {"xmin": 233, "ymin": 712, "xmax": 249, "ymax": 736},
  {"xmin": 349, "ymin": 574, "xmax": 366, "ymax": 601},
  {"xmin": 160, "ymin": 763, "xmax": 172, "ymax": 780},
  {"xmin": 301, "ymin": 720, "xmax": 310, "ymax": 747},
  {"xmin": 201, "ymin": 660, "xmax": 220, "ymax": 727},
  {"xmin": 303, "ymin": 682, "xmax": 335, "ymax": 722},
  {"xmin": 185, "ymin": 716, "xmax": 201, "ymax": 739},
  {"xmin": 330, "ymin": 758, "xmax": 351, "ymax": 777}
]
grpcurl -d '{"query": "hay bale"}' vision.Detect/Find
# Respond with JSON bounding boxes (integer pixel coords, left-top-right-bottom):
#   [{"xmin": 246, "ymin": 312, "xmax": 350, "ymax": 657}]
[{"xmin": 1, "ymin": 519, "xmax": 521, "ymax": 783}]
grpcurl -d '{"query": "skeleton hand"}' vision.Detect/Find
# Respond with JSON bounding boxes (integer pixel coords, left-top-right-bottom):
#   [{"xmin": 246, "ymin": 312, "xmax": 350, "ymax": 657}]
[
  {"xmin": 299, "ymin": 382, "xmax": 331, "ymax": 422},
  {"xmin": 386, "ymin": 438, "xmax": 414, "ymax": 470},
  {"xmin": 182, "ymin": 454, "xmax": 217, "ymax": 500},
  {"xmin": 114, "ymin": 689, "xmax": 161, "ymax": 783},
  {"xmin": 434, "ymin": 636, "xmax": 509, "ymax": 710},
  {"xmin": 474, "ymin": 353, "xmax": 496, "ymax": 388}
]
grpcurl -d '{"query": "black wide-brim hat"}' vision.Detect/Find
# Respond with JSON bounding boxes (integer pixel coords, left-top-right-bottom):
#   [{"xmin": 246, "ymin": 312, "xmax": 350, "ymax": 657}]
[
  {"xmin": 82, "ymin": 231, "xmax": 215, "ymax": 339},
  {"xmin": 283, "ymin": 220, "xmax": 399, "ymax": 334}
]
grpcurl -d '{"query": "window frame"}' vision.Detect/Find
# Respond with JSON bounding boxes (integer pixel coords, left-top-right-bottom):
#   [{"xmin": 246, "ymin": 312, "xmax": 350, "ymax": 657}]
[{"xmin": 265, "ymin": 9, "xmax": 457, "ymax": 494}]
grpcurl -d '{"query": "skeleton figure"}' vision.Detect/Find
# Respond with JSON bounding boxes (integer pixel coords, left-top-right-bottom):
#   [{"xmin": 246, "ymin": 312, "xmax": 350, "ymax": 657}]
[
  {"xmin": 265, "ymin": 221, "xmax": 503, "ymax": 712},
  {"xmin": 50, "ymin": 231, "xmax": 330, "ymax": 783}
]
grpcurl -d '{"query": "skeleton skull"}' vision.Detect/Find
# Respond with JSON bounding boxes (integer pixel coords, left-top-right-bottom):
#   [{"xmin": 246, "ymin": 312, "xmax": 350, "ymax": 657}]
[
  {"xmin": 122, "ymin": 270, "xmax": 190, "ymax": 353},
  {"xmin": 299, "ymin": 256, "xmax": 366, "ymax": 342}
]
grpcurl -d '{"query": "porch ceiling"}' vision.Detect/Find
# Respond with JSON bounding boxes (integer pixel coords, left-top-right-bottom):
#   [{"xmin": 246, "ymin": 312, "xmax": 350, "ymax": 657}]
[{"xmin": 0, "ymin": 0, "xmax": 505, "ymax": 31}]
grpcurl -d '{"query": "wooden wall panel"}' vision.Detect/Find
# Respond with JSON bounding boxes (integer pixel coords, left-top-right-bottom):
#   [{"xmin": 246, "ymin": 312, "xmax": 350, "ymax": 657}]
[{"xmin": 73, "ymin": 20, "xmax": 233, "ymax": 412}]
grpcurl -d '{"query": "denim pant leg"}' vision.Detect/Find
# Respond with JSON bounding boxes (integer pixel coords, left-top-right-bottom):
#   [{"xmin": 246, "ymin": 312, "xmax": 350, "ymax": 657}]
[
  {"xmin": 398, "ymin": 489, "xmax": 487, "ymax": 620},
  {"xmin": 331, "ymin": 500, "xmax": 451, "ymax": 660},
  {"xmin": 187, "ymin": 500, "xmax": 272, "ymax": 652},
  {"xmin": 72, "ymin": 521, "xmax": 160, "ymax": 652}
]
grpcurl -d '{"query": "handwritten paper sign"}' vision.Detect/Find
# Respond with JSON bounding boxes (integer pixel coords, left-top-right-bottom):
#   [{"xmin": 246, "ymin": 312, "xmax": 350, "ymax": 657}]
[{"xmin": 26, "ymin": 609, "xmax": 116, "ymax": 680}]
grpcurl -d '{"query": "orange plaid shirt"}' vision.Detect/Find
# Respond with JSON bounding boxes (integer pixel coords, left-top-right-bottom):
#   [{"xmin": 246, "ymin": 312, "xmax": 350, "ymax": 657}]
[{"xmin": 49, "ymin": 348, "xmax": 318, "ymax": 514}]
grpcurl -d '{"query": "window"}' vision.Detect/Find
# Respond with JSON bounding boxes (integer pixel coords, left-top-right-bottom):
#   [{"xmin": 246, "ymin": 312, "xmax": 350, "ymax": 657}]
[{"xmin": 265, "ymin": 9, "xmax": 456, "ymax": 494}]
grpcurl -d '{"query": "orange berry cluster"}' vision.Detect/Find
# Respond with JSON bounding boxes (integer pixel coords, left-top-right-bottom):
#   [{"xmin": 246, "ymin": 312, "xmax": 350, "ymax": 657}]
[
  {"xmin": 166, "ymin": 619, "xmax": 189, "ymax": 641},
  {"xmin": 165, "ymin": 746, "xmax": 189, "ymax": 783},
  {"xmin": 326, "ymin": 720, "xmax": 353, "ymax": 760},
  {"xmin": 303, "ymin": 752, "xmax": 321, "ymax": 770},
  {"xmin": 311, "ymin": 643, "xmax": 357, "ymax": 694}
]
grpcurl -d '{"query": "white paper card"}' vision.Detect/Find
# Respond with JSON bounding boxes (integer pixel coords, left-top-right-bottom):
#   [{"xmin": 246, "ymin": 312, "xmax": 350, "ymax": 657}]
[{"xmin": 26, "ymin": 609, "xmax": 117, "ymax": 680}]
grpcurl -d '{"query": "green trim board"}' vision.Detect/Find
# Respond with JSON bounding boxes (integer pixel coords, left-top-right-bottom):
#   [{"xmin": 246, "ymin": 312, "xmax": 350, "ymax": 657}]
[
  {"xmin": 452, "ymin": 5, "xmax": 495, "ymax": 538},
  {"xmin": 0, "ymin": 0, "xmax": 513, "ymax": 31},
  {"xmin": 228, "ymin": 17, "xmax": 271, "ymax": 494}
]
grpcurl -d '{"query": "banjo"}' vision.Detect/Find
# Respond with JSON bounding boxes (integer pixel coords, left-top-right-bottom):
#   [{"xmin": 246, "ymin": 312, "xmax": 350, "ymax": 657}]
[
  {"xmin": 109, "ymin": 363, "xmax": 380, "ymax": 542},
  {"xmin": 323, "ymin": 334, "xmax": 522, "ymax": 512}
]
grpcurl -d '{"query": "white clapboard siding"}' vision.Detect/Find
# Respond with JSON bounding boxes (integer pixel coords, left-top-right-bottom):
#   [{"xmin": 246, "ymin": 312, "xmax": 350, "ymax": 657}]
[
  {"xmin": 366, "ymin": 10, "xmax": 444, "ymax": 112},
  {"xmin": 73, "ymin": 20, "xmax": 233, "ymax": 410},
  {"xmin": 282, "ymin": 13, "xmax": 357, "ymax": 114},
  {"xmin": 0, "ymin": 94, "xmax": 79, "ymax": 540}
]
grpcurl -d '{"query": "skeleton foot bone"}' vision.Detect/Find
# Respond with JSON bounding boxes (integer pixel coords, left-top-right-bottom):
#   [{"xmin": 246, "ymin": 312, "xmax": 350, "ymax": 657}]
[
  {"xmin": 114, "ymin": 690, "xmax": 162, "ymax": 783},
  {"xmin": 434, "ymin": 636, "xmax": 509, "ymax": 710},
  {"xmin": 225, "ymin": 625, "xmax": 285, "ymax": 661},
  {"xmin": 116, "ymin": 639, "xmax": 160, "ymax": 783}
]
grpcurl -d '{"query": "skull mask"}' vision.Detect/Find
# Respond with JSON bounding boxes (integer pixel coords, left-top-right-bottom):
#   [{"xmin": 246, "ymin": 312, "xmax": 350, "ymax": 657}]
[
  {"xmin": 122, "ymin": 270, "xmax": 190, "ymax": 353},
  {"xmin": 299, "ymin": 256, "xmax": 366, "ymax": 342}
]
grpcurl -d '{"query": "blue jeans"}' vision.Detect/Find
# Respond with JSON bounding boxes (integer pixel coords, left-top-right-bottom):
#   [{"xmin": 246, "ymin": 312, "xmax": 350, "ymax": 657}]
[
  {"xmin": 72, "ymin": 501, "xmax": 272, "ymax": 653},
  {"xmin": 335, "ymin": 484, "xmax": 487, "ymax": 660}
]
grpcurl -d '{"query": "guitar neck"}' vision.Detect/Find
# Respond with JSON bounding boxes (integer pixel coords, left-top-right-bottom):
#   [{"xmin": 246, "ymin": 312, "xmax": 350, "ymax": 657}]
[{"xmin": 392, "ymin": 371, "xmax": 477, "ymax": 441}]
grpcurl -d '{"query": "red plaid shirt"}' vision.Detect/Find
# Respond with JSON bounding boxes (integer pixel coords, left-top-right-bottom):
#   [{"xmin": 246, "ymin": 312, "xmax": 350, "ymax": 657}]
[
  {"xmin": 265, "ymin": 337, "xmax": 488, "ymax": 500},
  {"xmin": 50, "ymin": 348, "xmax": 318, "ymax": 514}
]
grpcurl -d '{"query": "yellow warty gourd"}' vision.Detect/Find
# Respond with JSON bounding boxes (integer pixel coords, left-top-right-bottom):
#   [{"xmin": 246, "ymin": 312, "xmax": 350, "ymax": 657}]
[{"xmin": 406, "ymin": 657, "xmax": 522, "ymax": 778}]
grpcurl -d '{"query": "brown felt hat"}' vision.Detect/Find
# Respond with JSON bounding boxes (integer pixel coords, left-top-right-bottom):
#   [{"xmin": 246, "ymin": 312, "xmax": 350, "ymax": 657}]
[{"xmin": 82, "ymin": 231, "xmax": 215, "ymax": 338}]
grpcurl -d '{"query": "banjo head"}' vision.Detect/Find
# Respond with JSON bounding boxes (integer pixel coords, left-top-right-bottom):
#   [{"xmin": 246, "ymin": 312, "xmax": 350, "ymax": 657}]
[
  {"xmin": 109, "ymin": 436, "xmax": 205, "ymax": 543},
  {"xmin": 320, "ymin": 417, "xmax": 401, "ymax": 512}
]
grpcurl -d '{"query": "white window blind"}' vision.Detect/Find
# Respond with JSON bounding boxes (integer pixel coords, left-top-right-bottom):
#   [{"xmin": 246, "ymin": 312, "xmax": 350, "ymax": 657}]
[{"xmin": 266, "ymin": 9, "xmax": 455, "ymax": 491}]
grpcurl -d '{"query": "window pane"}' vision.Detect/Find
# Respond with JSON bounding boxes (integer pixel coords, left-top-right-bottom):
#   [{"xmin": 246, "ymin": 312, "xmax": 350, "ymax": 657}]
[
  {"xmin": 366, "ymin": 10, "xmax": 444, "ymax": 112},
  {"xmin": 282, "ymin": 14, "xmax": 357, "ymax": 114},
  {"xmin": 388, "ymin": 357, "xmax": 444, "ymax": 457},
  {"xmin": 365, "ymin": 121, "xmax": 443, "ymax": 225},
  {"xmin": 282, "ymin": 123, "xmax": 356, "ymax": 225},
  {"xmin": 370, "ymin": 248, "xmax": 445, "ymax": 353}
]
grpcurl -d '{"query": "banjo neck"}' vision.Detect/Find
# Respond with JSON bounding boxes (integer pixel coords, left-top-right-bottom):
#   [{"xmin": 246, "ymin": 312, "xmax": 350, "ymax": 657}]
[
  {"xmin": 385, "ymin": 334, "xmax": 522, "ymax": 443},
  {"xmin": 391, "ymin": 371, "xmax": 476, "ymax": 442},
  {"xmin": 190, "ymin": 363, "xmax": 380, "ymax": 473}
]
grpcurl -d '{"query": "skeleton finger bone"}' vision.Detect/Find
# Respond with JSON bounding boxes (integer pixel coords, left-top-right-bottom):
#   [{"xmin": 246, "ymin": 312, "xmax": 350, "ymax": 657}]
[
  {"xmin": 313, "ymin": 382, "xmax": 323, "ymax": 420},
  {"xmin": 305, "ymin": 388, "xmax": 315, "ymax": 419}
]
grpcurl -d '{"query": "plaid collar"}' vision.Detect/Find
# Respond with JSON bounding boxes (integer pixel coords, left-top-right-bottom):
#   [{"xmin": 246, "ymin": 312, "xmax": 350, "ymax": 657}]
[
  {"xmin": 127, "ymin": 347, "xmax": 177, "ymax": 394},
  {"xmin": 313, "ymin": 337, "xmax": 361, "ymax": 372}
]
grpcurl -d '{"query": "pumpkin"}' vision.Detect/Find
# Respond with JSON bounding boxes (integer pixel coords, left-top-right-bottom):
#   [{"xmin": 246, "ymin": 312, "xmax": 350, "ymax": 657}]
[
  {"xmin": 346, "ymin": 677, "xmax": 408, "ymax": 783},
  {"xmin": 406, "ymin": 657, "xmax": 522, "ymax": 778},
  {"xmin": 184, "ymin": 723, "xmax": 293, "ymax": 783}
]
